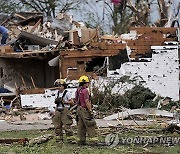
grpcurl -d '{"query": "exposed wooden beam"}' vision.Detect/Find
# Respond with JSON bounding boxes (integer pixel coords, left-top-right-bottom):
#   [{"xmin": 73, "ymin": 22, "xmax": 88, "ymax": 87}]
[
  {"xmin": 30, "ymin": 18, "xmax": 42, "ymax": 33},
  {"xmin": 61, "ymin": 49, "xmax": 120, "ymax": 58}
]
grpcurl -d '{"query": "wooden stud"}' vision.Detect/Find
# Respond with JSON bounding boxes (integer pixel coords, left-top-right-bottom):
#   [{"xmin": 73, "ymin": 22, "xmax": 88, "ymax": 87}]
[
  {"xmin": 19, "ymin": 45, "xmax": 25, "ymax": 52},
  {"xmin": 31, "ymin": 76, "xmax": 36, "ymax": 89},
  {"xmin": 14, "ymin": 13, "xmax": 26, "ymax": 20},
  {"xmin": 21, "ymin": 76, "xmax": 27, "ymax": 89},
  {"xmin": 30, "ymin": 18, "xmax": 42, "ymax": 33}
]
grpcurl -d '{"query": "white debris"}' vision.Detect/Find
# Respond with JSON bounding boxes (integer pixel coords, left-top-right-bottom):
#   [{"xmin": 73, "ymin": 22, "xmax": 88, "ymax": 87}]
[
  {"xmin": 104, "ymin": 108, "xmax": 174, "ymax": 121},
  {"xmin": 107, "ymin": 45, "xmax": 179, "ymax": 101},
  {"xmin": 20, "ymin": 88, "xmax": 76, "ymax": 108}
]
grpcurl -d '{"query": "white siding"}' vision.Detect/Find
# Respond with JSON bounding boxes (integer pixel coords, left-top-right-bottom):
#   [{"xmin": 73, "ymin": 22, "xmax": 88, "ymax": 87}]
[
  {"xmin": 116, "ymin": 45, "xmax": 179, "ymax": 101},
  {"xmin": 21, "ymin": 88, "xmax": 77, "ymax": 108}
]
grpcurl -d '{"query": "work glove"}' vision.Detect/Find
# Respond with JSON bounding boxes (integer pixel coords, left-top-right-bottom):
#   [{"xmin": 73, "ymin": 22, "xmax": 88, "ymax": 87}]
[
  {"xmin": 54, "ymin": 98, "xmax": 61, "ymax": 104},
  {"xmin": 89, "ymin": 111, "xmax": 94, "ymax": 119}
]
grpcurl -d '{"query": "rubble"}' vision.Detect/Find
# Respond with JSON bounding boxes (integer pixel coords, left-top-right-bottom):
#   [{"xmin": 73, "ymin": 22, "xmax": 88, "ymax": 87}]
[
  {"xmin": 0, "ymin": 138, "xmax": 28, "ymax": 144},
  {"xmin": 0, "ymin": 12, "xmax": 99, "ymax": 58},
  {"xmin": 29, "ymin": 134, "xmax": 53, "ymax": 146},
  {"xmin": 162, "ymin": 123, "xmax": 180, "ymax": 134},
  {"xmin": 0, "ymin": 12, "xmax": 100, "ymax": 109},
  {"xmin": 103, "ymin": 108, "xmax": 174, "ymax": 121},
  {"xmin": 0, "ymin": 11, "xmax": 179, "ymax": 140}
]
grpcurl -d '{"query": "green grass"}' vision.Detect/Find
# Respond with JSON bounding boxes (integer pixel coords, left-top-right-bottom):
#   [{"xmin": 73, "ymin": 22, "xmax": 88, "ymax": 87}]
[{"xmin": 0, "ymin": 130, "xmax": 180, "ymax": 154}]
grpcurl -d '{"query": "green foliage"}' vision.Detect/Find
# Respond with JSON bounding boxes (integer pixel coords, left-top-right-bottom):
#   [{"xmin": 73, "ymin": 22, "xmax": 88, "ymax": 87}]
[
  {"xmin": 91, "ymin": 76, "xmax": 133, "ymax": 111},
  {"xmin": 144, "ymin": 97, "xmax": 160, "ymax": 108},
  {"xmin": 143, "ymin": 95, "xmax": 179, "ymax": 111},
  {"xmin": 124, "ymin": 85, "xmax": 156, "ymax": 109},
  {"xmin": 92, "ymin": 77, "xmax": 179, "ymax": 112},
  {"xmin": 91, "ymin": 76, "xmax": 156, "ymax": 111}
]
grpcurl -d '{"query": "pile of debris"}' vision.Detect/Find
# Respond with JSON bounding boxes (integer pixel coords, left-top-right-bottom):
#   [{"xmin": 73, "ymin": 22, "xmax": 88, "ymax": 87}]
[
  {"xmin": 0, "ymin": 12, "xmax": 99, "ymax": 57},
  {"xmin": 0, "ymin": 12, "xmax": 179, "ymax": 129}
]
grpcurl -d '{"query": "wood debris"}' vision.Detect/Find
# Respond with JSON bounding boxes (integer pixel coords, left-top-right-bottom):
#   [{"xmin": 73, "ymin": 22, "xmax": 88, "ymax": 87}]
[
  {"xmin": 0, "ymin": 138, "xmax": 28, "ymax": 144},
  {"xmin": 28, "ymin": 134, "xmax": 53, "ymax": 146}
]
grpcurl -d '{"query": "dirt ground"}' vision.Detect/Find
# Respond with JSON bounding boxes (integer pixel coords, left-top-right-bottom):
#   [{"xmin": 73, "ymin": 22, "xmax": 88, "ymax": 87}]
[{"xmin": 0, "ymin": 119, "xmax": 155, "ymax": 131}]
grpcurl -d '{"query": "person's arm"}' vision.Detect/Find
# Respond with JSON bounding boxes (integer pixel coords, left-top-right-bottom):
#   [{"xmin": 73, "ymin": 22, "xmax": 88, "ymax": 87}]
[
  {"xmin": 63, "ymin": 92, "xmax": 74, "ymax": 106},
  {"xmin": 84, "ymin": 89, "xmax": 92, "ymax": 112},
  {"xmin": 64, "ymin": 99, "xmax": 74, "ymax": 106},
  {"xmin": 85, "ymin": 98, "xmax": 94, "ymax": 118},
  {"xmin": 85, "ymin": 99, "xmax": 92, "ymax": 112}
]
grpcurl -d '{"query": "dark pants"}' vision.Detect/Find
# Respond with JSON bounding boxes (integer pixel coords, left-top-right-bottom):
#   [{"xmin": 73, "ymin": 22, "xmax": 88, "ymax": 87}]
[{"xmin": 1, "ymin": 32, "xmax": 8, "ymax": 45}]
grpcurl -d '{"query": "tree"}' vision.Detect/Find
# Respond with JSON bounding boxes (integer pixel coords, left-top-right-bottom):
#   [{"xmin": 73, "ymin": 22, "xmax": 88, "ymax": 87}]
[
  {"xmin": 18, "ymin": 0, "xmax": 83, "ymax": 18},
  {"xmin": 0, "ymin": 0, "xmax": 84, "ymax": 18},
  {"xmin": 0, "ymin": 0, "xmax": 21, "ymax": 15},
  {"xmin": 82, "ymin": 0, "xmax": 179, "ymax": 34},
  {"xmin": 78, "ymin": 0, "xmax": 150, "ymax": 34},
  {"xmin": 96, "ymin": 0, "xmax": 154, "ymax": 34},
  {"xmin": 75, "ymin": 0, "xmax": 110, "ymax": 33}
]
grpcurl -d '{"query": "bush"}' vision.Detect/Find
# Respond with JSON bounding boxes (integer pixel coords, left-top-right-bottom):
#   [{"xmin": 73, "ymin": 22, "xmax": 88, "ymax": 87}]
[
  {"xmin": 124, "ymin": 85, "xmax": 156, "ymax": 109},
  {"xmin": 91, "ymin": 77, "xmax": 156, "ymax": 111}
]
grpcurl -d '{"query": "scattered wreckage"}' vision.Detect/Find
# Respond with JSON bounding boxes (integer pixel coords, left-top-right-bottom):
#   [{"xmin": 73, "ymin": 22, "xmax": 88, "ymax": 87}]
[{"xmin": 0, "ymin": 12, "xmax": 179, "ymax": 137}]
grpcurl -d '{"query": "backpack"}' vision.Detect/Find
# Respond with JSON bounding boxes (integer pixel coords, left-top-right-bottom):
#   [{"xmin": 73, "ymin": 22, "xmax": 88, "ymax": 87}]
[{"xmin": 55, "ymin": 90, "xmax": 68, "ymax": 111}]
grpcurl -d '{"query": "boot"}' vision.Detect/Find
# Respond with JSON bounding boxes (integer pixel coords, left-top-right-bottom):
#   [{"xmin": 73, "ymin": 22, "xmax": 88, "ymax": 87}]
[
  {"xmin": 55, "ymin": 136, "xmax": 63, "ymax": 143},
  {"xmin": 66, "ymin": 136, "xmax": 77, "ymax": 144},
  {"xmin": 88, "ymin": 137, "xmax": 99, "ymax": 145},
  {"xmin": 77, "ymin": 140, "xmax": 86, "ymax": 146}
]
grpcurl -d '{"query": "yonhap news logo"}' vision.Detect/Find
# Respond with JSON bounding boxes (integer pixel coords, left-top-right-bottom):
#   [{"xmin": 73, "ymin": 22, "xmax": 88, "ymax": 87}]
[
  {"xmin": 105, "ymin": 133, "xmax": 119, "ymax": 147},
  {"xmin": 105, "ymin": 133, "xmax": 180, "ymax": 147}
]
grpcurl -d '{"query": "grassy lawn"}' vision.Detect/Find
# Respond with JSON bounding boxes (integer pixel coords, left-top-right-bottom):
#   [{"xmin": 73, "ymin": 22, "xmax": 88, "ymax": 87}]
[{"xmin": 0, "ymin": 129, "xmax": 179, "ymax": 154}]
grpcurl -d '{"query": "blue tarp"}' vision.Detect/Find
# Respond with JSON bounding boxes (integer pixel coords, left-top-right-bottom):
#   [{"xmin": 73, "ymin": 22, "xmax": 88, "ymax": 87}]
[{"xmin": 0, "ymin": 88, "xmax": 11, "ymax": 93}]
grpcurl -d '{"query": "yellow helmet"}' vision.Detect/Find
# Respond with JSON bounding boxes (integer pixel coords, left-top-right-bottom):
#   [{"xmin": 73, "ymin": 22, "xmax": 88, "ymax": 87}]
[
  {"xmin": 54, "ymin": 79, "xmax": 66, "ymax": 86},
  {"xmin": 79, "ymin": 75, "xmax": 89, "ymax": 83}
]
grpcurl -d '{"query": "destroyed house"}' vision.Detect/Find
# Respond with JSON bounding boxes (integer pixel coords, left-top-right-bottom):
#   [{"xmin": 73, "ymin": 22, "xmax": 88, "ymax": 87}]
[
  {"xmin": 58, "ymin": 27, "xmax": 179, "ymax": 101},
  {"xmin": 59, "ymin": 27, "xmax": 178, "ymax": 79},
  {"xmin": 0, "ymin": 10, "xmax": 179, "ymax": 107},
  {"xmin": 0, "ymin": 12, "xmax": 61, "ymax": 94},
  {"xmin": 59, "ymin": 45, "xmax": 126, "ymax": 80}
]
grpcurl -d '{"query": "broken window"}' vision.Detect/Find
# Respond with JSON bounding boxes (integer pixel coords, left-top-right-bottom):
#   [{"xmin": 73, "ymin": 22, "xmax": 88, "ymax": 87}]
[
  {"xmin": 109, "ymin": 49, "xmax": 129, "ymax": 70},
  {"xmin": 86, "ymin": 57, "xmax": 106, "ymax": 76}
]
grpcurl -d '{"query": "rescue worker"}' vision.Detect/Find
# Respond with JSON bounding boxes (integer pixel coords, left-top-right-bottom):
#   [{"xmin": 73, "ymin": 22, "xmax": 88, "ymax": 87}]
[
  {"xmin": 75, "ymin": 75, "xmax": 98, "ymax": 146},
  {"xmin": 52, "ymin": 79, "xmax": 75, "ymax": 143},
  {"xmin": 0, "ymin": 26, "xmax": 8, "ymax": 45}
]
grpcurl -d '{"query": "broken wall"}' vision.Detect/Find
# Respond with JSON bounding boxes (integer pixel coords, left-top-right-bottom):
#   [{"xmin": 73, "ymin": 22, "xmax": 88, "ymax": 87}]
[
  {"xmin": 60, "ymin": 49, "xmax": 121, "ymax": 80},
  {"xmin": 0, "ymin": 58, "xmax": 58, "ymax": 88},
  {"xmin": 109, "ymin": 45, "xmax": 179, "ymax": 101}
]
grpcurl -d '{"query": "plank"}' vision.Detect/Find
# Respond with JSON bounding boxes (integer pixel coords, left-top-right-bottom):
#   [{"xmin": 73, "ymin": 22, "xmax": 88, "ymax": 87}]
[
  {"xmin": 61, "ymin": 50, "xmax": 120, "ymax": 58},
  {"xmin": 14, "ymin": 13, "xmax": 26, "ymax": 20},
  {"xmin": 0, "ymin": 138, "xmax": 28, "ymax": 144},
  {"xmin": 90, "ymin": 42, "xmax": 126, "ymax": 50},
  {"xmin": 30, "ymin": 18, "xmax": 42, "ymax": 33},
  {"xmin": 127, "ymin": 40, "xmax": 164, "ymax": 46},
  {"xmin": 21, "ymin": 88, "xmax": 45, "ymax": 94}
]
